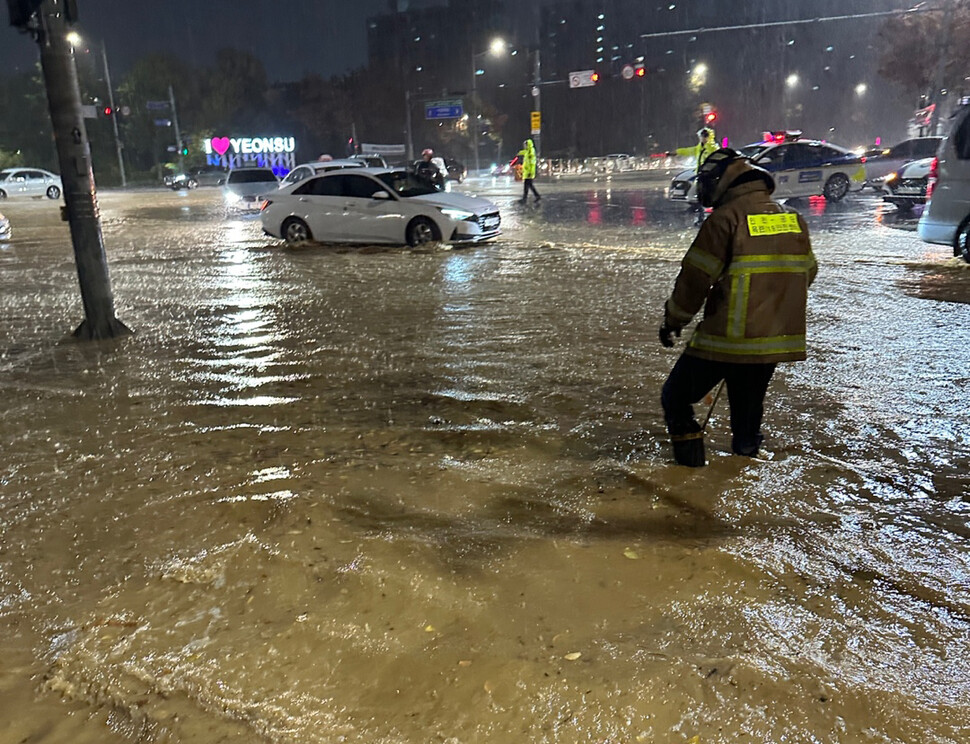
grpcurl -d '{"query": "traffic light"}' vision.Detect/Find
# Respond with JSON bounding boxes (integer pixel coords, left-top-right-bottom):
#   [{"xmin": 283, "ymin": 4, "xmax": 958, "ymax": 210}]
[
  {"xmin": 591, "ymin": 71, "xmax": 600, "ymax": 83},
  {"xmin": 102, "ymin": 105, "xmax": 113, "ymax": 117},
  {"xmin": 635, "ymin": 63, "xmax": 646, "ymax": 78},
  {"xmin": 704, "ymin": 111, "xmax": 717, "ymax": 125}
]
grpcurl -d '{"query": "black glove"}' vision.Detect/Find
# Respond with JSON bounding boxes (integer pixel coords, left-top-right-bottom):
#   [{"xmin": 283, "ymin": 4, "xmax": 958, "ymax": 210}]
[{"xmin": 659, "ymin": 323, "xmax": 681, "ymax": 348}]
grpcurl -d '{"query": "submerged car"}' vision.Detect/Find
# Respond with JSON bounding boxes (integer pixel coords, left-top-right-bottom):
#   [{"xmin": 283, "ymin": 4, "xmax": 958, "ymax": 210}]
[
  {"xmin": 164, "ymin": 165, "xmax": 227, "ymax": 190},
  {"xmin": 222, "ymin": 167, "xmax": 279, "ymax": 213},
  {"xmin": 864, "ymin": 136, "xmax": 942, "ymax": 186},
  {"xmin": 881, "ymin": 157, "xmax": 934, "ymax": 212},
  {"xmin": 260, "ymin": 167, "xmax": 501, "ymax": 247},
  {"xmin": 668, "ymin": 136, "xmax": 865, "ymax": 203},
  {"xmin": 0, "ymin": 168, "xmax": 62, "ymax": 200}
]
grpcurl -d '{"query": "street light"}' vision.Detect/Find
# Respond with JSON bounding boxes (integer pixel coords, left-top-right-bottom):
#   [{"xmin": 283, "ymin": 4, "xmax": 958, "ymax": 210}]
[
  {"xmin": 470, "ymin": 37, "xmax": 506, "ymax": 177},
  {"xmin": 65, "ymin": 32, "xmax": 127, "ymax": 188}
]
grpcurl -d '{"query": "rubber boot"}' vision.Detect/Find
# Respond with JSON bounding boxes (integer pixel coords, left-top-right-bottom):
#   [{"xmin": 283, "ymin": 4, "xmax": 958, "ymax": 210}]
[{"xmin": 671, "ymin": 432, "xmax": 706, "ymax": 467}]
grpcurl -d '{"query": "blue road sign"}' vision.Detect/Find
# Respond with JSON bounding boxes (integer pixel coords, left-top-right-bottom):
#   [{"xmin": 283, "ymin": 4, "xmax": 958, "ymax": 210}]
[
  {"xmin": 146, "ymin": 100, "xmax": 169, "ymax": 111},
  {"xmin": 425, "ymin": 100, "xmax": 463, "ymax": 120}
]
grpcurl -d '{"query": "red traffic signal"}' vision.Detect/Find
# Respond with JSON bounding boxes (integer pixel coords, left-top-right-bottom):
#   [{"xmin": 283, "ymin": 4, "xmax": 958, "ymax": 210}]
[
  {"xmin": 704, "ymin": 111, "xmax": 717, "ymax": 124},
  {"xmin": 102, "ymin": 106, "xmax": 113, "ymax": 117},
  {"xmin": 635, "ymin": 64, "xmax": 646, "ymax": 77},
  {"xmin": 590, "ymin": 72, "xmax": 600, "ymax": 83}
]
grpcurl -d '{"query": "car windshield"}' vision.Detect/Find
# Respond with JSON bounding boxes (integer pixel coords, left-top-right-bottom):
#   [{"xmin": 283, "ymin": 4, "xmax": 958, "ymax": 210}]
[
  {"xmin": 376, "ymin": 171, "xmax": 439, "ymax": 197},
  {"xmin": 0, "ymin": 170, "xmax": 14, "ymax": 181},
  {"xmin": 227, "ymin": 170, "xmax": 277, "ymax": 184}
]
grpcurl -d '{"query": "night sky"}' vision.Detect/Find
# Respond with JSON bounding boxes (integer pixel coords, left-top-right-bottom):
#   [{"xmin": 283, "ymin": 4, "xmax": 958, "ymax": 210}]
[{"xmin": 1, "ymin": 1, "xmax": 445, "ymax": 81}]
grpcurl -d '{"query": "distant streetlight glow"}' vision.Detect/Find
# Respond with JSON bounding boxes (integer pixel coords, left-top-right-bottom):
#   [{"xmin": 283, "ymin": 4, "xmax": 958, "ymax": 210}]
[
  {"xmin": 855, "ymin": 83, "xmax": 867, "ymax": 96},
  {"xmin": 66, "ymin": 31, "xmax": 81, "ymax": 46},
  {"xmin": 688, "ymin": 63, "xmax": 708, "ymax": 93},
  {"xmin": 488, "ymin": 37, "xmax": 506, "ymax": 56},
  {"xmin": 786, "ymin": 73, "xmax": 800, "ymax": 88}
]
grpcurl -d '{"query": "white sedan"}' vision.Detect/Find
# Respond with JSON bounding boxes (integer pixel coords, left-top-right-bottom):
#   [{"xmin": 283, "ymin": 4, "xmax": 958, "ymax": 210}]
[
  {"xmin": 260, "ymin": 168, "xmax": 501, "ymax": 247},
  {"xmin": 0, "ymin": 168, "xmax": 62, "ymax": 200}
]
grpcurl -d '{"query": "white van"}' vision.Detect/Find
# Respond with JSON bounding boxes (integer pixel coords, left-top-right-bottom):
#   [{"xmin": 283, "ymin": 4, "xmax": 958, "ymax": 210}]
[{"xmin": 917, "ymin": 104, "xmax": 970, "ymax": 262}]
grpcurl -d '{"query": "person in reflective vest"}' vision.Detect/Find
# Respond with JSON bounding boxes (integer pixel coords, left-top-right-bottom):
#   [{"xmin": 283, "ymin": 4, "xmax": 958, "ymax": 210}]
[
  {"xmin": 670, "ymin": 127, "xmax": 718, "ymax": 172},
  {"xmin": 518, "ymin": 138, "xmax": 540, "ymax": 204},
  {"xmin": 658, "ymin": 148, "xmax": 817, "ymax": 466}
]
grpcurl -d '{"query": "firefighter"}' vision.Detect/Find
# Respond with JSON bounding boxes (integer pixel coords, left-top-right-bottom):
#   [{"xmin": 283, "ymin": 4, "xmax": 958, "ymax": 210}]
[{"xmin": 658, "ymin": 148, "xmax": 817, "ymax": 466}]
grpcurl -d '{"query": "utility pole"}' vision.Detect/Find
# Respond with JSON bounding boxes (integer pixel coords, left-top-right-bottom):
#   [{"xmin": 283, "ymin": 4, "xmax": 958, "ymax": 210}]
[
  {"xmin": 101, "ymin": 39, "xmax": 125, "ymax": 188},
  {"xmin": 168, "ymin": 84, "xmax": 184, "ymax": 173},
  {"xmin": 9, "ymin": 0, "xmax": 130, "ymax": 340},
  {"xmin": 532, "ymin": 48, "xmax": 542, "ymax": 158},
  {"xmin": 404, "ymin": 89, "xmax": 414, "ymax": 162},
  {"xmin": 927, "ymin": 0, "xmax": 955, "ymax": 137}
]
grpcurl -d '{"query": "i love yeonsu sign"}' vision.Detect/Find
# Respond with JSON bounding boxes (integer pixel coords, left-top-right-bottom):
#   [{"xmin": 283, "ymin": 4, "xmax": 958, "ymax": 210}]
[{"xmin": 203, "ymin": 137, "xmax": 296, "ymax": 156}]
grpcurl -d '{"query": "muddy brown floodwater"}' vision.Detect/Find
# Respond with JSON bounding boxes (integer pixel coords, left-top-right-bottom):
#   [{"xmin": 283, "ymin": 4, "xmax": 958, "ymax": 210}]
[{"xmin": 0, "ymin": 182, "xmax": 968, "ymax": 743}]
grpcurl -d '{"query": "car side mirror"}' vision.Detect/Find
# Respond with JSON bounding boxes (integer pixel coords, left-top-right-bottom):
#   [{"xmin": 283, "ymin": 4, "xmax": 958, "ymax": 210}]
[{"xmin": 372, "ymin": 190, "xmax": 392, "ymax": 200}]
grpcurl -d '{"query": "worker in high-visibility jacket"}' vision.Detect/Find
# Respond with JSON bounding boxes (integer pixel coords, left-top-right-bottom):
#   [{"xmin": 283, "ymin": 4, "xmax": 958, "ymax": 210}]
[
  {"xmin": 669, "ymin": 127, "xmax": 718, "ymax": 172},
  {"xmin": 518, "ymin": 138, "xmax": 540, "ymax": 204},
  {"xmin": 658, "ymin": 148, "xmax": 817, "ymax": 466}
]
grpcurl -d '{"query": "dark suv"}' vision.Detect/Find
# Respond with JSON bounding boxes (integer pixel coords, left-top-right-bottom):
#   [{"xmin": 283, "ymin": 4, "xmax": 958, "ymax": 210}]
[{"xmin": 165, "ymin": 165, "xmax": 227, "ymax": 190}]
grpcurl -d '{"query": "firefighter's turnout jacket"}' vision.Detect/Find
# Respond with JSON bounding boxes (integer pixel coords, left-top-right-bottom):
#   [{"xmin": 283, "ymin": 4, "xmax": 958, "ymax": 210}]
[{"xmin": 663, "ymin": 159, "xmax": 817, "ymax": 364}]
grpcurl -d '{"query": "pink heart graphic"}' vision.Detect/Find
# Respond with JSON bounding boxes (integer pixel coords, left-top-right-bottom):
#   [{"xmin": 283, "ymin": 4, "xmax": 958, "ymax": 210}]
[{"xmin": 211, "ymin": 137, "xmax": 231, "ymax": 156}]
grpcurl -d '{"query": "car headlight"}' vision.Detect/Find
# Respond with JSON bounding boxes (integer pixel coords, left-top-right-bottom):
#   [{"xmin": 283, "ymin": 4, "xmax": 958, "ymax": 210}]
[
  {"xmin": 439, "ymin": 207, "xmax": 475, "ymax": 221},
  {"xmin": 884, "ymin": 172, "xmax": 898, "ymax": 183},
  {"xmin": 224, "ymin": 191, "xmax": 241, "ymax": 204}
]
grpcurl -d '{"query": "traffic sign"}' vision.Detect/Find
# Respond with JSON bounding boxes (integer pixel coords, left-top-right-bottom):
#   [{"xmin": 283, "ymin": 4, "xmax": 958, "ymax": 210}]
[
  {"xmin": 146, "ymin": 100, "xmax": 169, "ymax": 111},
  {"xmin": 154, "ymin": 119, "xmax": 172, "ymax": 127},
  {"xmin": 425, "ymin": 99, "xmax": 463, "ymax": 120},
  {"xmin": 621, "ymin": 64, "xmax": 635, "ymax": 80},
  {"xmin": 530, "ymin": 111, "xmax": 541, "ymax": 134},
  {"xmin": 568, "ymin": 70, "xmax": 597, "ymax": 89}
]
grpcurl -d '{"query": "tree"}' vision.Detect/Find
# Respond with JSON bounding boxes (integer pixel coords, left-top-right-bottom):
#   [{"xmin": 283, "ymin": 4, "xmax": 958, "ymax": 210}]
[{"xmin": 877, "ymin": 4, "xmax": 970, "ymax": 106}]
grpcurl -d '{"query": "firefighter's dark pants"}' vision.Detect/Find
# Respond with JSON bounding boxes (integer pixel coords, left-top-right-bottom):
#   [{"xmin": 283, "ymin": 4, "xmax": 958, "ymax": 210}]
[{"xmin": 661, "ymin": 353, "xmax": 776, "ymax": 458}]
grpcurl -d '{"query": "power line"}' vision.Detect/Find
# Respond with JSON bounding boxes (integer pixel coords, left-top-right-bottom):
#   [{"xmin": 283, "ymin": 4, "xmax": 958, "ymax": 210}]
[{"xmin": 639, "ymin": 7, "xmax": 934, "ymax": 40}]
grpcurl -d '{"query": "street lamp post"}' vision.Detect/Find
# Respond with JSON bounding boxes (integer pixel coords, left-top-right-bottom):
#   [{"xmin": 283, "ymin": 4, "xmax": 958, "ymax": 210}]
[
  {"xmin": 100, "ymin": 41, "xmax": 127, "ymax": 188},
  {"xmin": 470, "ymin": 37, "xmax": 506, "ymax": 177}
]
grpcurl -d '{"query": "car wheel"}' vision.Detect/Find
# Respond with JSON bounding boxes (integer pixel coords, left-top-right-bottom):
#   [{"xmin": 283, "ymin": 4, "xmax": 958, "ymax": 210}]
[
  {"xmin": 282, "ymin": 217, "xmax": 312, "ymax": 243},
  {"xmin": 955, "ymin": 218, "xmax": 970, "ymax": 263},
  {"xmin": 406, "ymin": 216, "xmax": 439, "ymax": 247},
  {"xmin": 0, "ymin": 189, "xmax": 6, "ymax": 199},
  {"xmin": 46, "ymin": 185, "xmax": 61, "ymax": 199},
  {"xmin": 822, "ymin": 173, "xmax": 850, "ymax": 202}
]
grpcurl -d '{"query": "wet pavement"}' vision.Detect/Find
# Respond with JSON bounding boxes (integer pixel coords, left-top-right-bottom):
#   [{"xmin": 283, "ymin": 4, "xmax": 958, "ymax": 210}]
[{"xmin": 0, "ymin": 175, "xmax": 968, "ymax": 743}]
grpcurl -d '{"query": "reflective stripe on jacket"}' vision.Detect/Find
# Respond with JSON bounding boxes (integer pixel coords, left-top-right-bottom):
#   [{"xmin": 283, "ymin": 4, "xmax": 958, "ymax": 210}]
[{"xmin": 664, "ymin": 161, "xmax": 817, "ymax": 364}]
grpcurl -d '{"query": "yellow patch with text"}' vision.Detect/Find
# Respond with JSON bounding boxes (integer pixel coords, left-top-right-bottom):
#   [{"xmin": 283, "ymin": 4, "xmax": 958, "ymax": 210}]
[{"xmin": 746, "ymin": 213, "xmax": 802, "ymax": 236}]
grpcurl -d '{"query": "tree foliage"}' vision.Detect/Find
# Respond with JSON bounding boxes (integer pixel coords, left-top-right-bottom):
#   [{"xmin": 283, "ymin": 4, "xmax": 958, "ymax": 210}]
[{"xmin": 877, "ymin": 5, "xmax": 970, "ymax": 103}]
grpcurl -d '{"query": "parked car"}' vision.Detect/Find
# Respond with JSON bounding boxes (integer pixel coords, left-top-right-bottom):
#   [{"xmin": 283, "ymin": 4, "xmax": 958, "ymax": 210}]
[
  {"xmin": 863, "ymin": 137, "xmax": 943, "ymax": 186},
  {"xmin": 0, "ymin": 168, "xmax": 62, "ymax": 200},
  {"xmin": 260, "ymin": 168, "xmax": 501, "ymax": 247},
  {"xmin": 918, "ymin": 104, "xmax": 970, "ymax": 262},
  {"xmin": 164, "ymin": 165, "xmax": 227, "ymax": 190},
  {"xmin": 222, "ymin": 167, "xmax": 279, "ymax": 213},
  {"xmin": 350, "ymin": 154, "xmax": 390, "ymax": 168},
  {"xmin": 0, "ymin": 212, "xmax": 10, "ymax": 239},
  {"xmin": 668, "ymin": 136, "xmax": 865, "ymax": 203},
  {"xmin": 279, "ymin": 159, "xmax": 365, "ymax": 188},
  {"xmin": 881, "ymin": 157, "xmax": 934, "ymax": 212}
]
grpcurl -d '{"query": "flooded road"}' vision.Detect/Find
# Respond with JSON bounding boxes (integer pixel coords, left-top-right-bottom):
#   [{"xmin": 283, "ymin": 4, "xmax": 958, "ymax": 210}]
[{"xmin": 1, "ymin": 176, "xmax": 968, "ymax": 743}]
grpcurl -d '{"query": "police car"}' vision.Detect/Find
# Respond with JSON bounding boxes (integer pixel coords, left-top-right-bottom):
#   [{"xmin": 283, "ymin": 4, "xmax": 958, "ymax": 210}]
[{"xmin": 668, "ymin": 131, "xmax": 867, "ymax": 203}]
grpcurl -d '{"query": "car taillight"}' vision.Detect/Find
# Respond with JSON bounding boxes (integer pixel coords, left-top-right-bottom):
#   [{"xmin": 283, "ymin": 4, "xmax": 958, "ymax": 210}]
[{"xmin": 925, "ymin": 157, "xmax": 939, "ymax": 202}]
